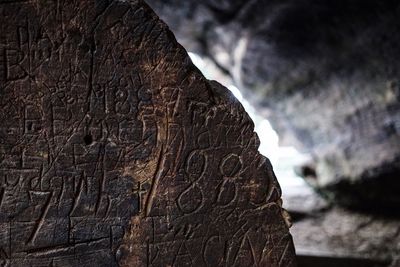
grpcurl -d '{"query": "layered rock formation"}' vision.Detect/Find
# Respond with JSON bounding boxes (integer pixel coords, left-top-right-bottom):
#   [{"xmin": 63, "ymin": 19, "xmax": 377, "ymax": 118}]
[
  {"xmin": 0, "ymin": 0, "xmax": 295, "ymax": 266},
  {"xmin": 146, "ymin": 0, "xmax": 400, "ymax": 211}
]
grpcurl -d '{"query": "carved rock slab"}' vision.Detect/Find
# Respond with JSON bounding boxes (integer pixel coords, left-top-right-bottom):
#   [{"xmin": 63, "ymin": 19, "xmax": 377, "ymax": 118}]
[
  {"xmin": 147, "ymin": 0, "xmax": 400, "ymax": 212},
  {"xmin": 0, "ymin": 0, "xmax": 296, "ymax": 266}
]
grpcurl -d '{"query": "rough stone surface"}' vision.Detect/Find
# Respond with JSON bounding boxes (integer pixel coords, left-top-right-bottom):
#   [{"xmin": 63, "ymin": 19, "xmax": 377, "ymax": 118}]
[
  {"xmin": 0, "ymin": 0, "xmax": 295, "ymax": 266},
  {"xmin": 146, "ymin": 0, "xmax": 400, "ymax": 211},
  {"xmin": 282, "ymin": 179, "xmax": 400, "ymax": 266},
  {"xmin": 282, "ymin": 183, "xmax": 329, "ymax": 217},
  {"xmin": 291, "ymin": 207, "xmax": 400, "ymax": 265}
]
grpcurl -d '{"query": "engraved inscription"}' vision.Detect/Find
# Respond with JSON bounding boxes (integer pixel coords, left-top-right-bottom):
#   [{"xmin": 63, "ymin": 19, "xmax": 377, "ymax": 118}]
[{"xmin": 0, "ymin": 1, "xmax": 295, "ymax": 267}]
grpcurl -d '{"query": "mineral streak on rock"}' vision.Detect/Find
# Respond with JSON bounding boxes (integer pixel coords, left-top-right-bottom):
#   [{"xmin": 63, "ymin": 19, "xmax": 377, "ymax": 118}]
[{"xmin": 0, "ymin": 0, "xmax": 295, "ymax": 266}]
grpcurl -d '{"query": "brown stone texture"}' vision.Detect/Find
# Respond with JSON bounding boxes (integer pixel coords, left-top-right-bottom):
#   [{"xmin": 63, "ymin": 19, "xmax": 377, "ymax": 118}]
[
  {"xmin": 146, "ymin": 0, "xmax": 400, "ymax": 212},
  {"xmin": 0, "ymin": 0, "xmax": 295, "ymax": 266}
]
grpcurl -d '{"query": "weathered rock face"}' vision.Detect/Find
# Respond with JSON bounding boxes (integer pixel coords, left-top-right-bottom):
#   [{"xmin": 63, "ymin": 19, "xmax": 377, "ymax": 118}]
[
  {"xmin": 146, "ymin": 0, "xmax": 400, "ymax": 211},
  {"xmin": 0, "ymin": 0, "xmax": 295, "ymax": 266},
  {"xmin": 291, "ymin": 207, "xmax": 400, "ymax": 265}
]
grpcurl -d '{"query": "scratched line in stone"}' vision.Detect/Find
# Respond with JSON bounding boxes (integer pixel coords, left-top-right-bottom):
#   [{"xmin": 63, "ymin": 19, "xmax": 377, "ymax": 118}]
[{"xmin": 0, "ymin": 1, "xmax": 295, "ymax": 266}]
